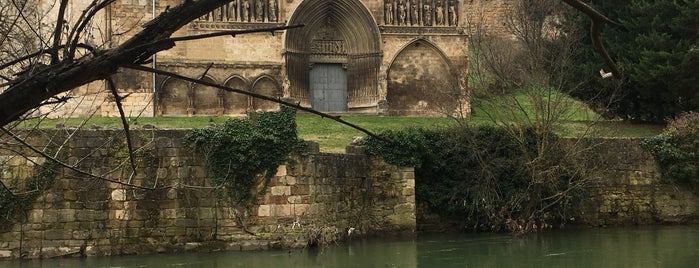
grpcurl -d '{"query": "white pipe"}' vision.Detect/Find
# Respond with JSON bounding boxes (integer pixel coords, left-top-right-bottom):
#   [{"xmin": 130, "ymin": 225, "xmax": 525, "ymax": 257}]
[{"xmin": 152, "ymin": 0, "xmax": 157, "ymax": 116}]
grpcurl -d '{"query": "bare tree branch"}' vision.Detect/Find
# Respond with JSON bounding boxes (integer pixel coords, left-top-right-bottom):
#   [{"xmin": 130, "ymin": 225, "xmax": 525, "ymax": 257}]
[
  {"xmin": 105, "ymin": 77, "xmax": 137, "ymax": 177},
  {"xmin": 0, "ymin": 126, "xmax": 166, "ymax": 190},
  {"xmin": 561, "ymin": 0, "xmax": 622, "ymax": 78},
  {"xmin": 50, "ymin": 0, "xmax": 69, "ymax": 64},
  {"xmin": 66, "ymin": 0, "xmax": 117, "ymax": 59},
  {"xmin": 0, "ymin": 0, "xmax": 268, "ymax": 126}
]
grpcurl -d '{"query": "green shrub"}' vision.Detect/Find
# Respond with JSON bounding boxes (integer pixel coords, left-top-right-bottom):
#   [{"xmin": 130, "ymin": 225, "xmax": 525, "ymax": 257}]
[
  {"xmin": 185, "ymin": 105, "xmax": 304, "ymax": 208},
  {"xmin": 364, "ymin": 125, "xmax": 580, "ymax": 232},
  {"xmin": 643, "ymin": 112, "xmax": 699, "ymax": 192}
]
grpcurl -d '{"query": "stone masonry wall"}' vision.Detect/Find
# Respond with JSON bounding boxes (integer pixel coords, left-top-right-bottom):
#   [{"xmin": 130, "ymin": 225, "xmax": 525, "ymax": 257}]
[
  {"xmin": 416, "ymin": 138, "xmax": 699, "ymax": 232},
  {"xmin": 463, "ymin": 0, "xmax": 514, "ymax": 38},
  {"xmin": 579, "ymin": 138, "xmax": 699, "ymax": 226},
  {"xmin": 0, "ymin": 130, "xmax": 415, "ymax": 260}
]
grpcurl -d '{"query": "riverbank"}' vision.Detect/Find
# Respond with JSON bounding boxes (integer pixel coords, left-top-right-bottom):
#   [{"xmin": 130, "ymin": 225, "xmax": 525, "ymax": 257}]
[
  {"xmin": 1, "ymin": 131, "xmax": 697, "ymax": 260},
  {"xmin": 3, "ymin": 225, "xmax": 699, "ymax": 267}
]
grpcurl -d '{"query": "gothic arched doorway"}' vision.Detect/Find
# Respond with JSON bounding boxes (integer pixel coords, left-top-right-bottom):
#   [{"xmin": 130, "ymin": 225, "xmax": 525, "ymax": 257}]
[{"xmin": 284, "ymin": 0, "xmax": 382, "ymax": 112}]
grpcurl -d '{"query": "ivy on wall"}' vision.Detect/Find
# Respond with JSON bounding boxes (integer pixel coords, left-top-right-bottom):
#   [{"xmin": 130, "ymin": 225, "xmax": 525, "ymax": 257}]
[
  {"xmin": 185, "ymin": 105, "xmax": 304, "ymax": 208},
  {"xmin": 643, "ymin": 112, "xmax": 699, "ymax": 194},
  {"xmin": 0, "ymin": 147, "xmax": 62, "ymax": 230}
]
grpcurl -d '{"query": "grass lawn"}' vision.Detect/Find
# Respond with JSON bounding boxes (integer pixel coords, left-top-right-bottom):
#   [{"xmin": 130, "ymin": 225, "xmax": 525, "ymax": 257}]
[
  {"xmin": 295, "ymin": 115, "xmax": 454, "ymax": 152},
  {"xmin": 17, "ymin": 91, "xmax": 664, "ymax": 153},
  {"xmin": 18, "ymin": 114, "xmax": 663, "ymax": 153}
]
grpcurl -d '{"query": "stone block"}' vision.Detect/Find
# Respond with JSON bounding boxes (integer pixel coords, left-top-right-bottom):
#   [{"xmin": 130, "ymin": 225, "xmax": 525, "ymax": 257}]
[
  {"xmin": 24, "ymin": 231, "xmax": 44, "ymax": 241},
  {"xmin": 64, "ymin": 191, "xmax": 78, "ymax": 201},
  {"xmin": 185, "ymin": 242, "xmax": 201, "ymax": 251},
  {"xmin": 44, "ymin": 229, "xmax": 71, "ymax": 240},
  {"xmin": 271, "ymin": 186, "xmax": 291, "ymax": 196},
  {"xmin": 57, "ymin": 209, "xmax": 76, "ymax": 222},
  {"xmin": 275, "ymin": 165, "xmax": 287, "ymax": 176},
  {"xmin": 29, "ymin": 210, "xmax": 43, "ymax": 223},
  {"xmin": 241, "ymin": 240, "xmax": 264, "ymax": 251},
  {"xmin": 75, "ymin": 210, "xmax": 94, "ymax": 221},
  {"xmin": 0, "ymin": 250, "xmax": 12, "ymax": 258},
  {"xmin": 155, "ymin": 137, "xmax": 172, "ymax": 148},
  {"xmin": 42, "ymin": 210, "xmax": 58, "ymax": 223},
  {"xmin": 345, "ymin": 145, "xmax": 366, "ymax": 155},
  {"xmin": 199, "ymin": 208, "xmax": 214, "ymax": 219},
  {"xmin": 295, "ymin": 176, "xmax": 312, "ymax": 185},
  {"xmin": 257, "ymin": 205, "xmax": 271, "ymax": 217},
  {"xmin": 126, "ymin": 221, "xmax": 144, "ymax": 228},
  {"xmin": 198, "ymin": 219, "xmax": 217, "ymax": 228},
  {"xmin": 405, "ymin": 178, "xmax": 415, "ymax": 188},
  {"xmin": 273, "ymin": 195, "xmax": 288, "ymax": 205},
  {"xmin": 271, "ymin": 204, "xmax": 292, "ymax": 217},
  {"xmin": 94, "ymin": 211, "xmax": 109, "ymax": 221},
  {"xmin": 114, "ymin": 209, "xmax": 128, "ymax": 220},
  {"xmin": 291, "ymin": 185, "xmax": 310, "ymax": 195},
  {"xmin": 287, "ymin": 195, "xmax": 309, "ymax": 204},
  {"xmin": 111, "ymin": 189, "xmax": 127, "ymax": 201},
  {"xmin": 294, "ymin": 204, "xmax": 310, "ymax": 216}
]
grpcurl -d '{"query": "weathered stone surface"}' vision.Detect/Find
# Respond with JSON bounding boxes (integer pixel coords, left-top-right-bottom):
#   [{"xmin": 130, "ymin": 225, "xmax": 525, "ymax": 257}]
[
  {"xmin": 38, "ymin": 0, "xmax": 473, "ymax": 118},
  {"xmin": 0, "ymin": 131, "xmax": 414, "ymax": 260}
]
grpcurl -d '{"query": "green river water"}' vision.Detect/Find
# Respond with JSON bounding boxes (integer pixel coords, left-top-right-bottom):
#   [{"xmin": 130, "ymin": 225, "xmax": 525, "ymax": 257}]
[{"xmin": 3, "ymin": 226, "xmax": 698, "ymax": 268}]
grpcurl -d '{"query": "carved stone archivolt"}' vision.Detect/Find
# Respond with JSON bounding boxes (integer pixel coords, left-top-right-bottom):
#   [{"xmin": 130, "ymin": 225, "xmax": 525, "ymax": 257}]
[
  {"xmin": 197, "ymin": 0, "xmax": 279, "ymax": 23},
  {"xmin": 383, "ymin": 0, "xmax": 458, "ymax": 26}
]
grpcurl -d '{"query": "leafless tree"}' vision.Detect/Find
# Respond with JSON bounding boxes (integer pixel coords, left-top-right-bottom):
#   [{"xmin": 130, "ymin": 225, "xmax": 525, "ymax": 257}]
[
  {"xmin": 0, "ymin": 0, "xmax": 625, "ymax": 232},
  {"xmin": 0, "ymin": 0, "xmax": 390, "ymax": 232},
  {"xmin": 463, "ymin": 0, "xmax": 622, "ymax": 233}
]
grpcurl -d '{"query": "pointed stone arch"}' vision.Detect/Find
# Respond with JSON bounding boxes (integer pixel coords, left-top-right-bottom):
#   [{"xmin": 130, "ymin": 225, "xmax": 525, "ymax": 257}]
[
  {"xmin": 192, "ymin": 75, "xmax": 222, "ymax": 116},
  {"xmin": 285, "ymin": 0, "xmax": 382, "ymax": 111},
  {"xmin": 251, "ymin": 75, "xmax": 282, "ymax": 111},
  {"xmin": 387, "ymin": 39, "xmax": 459, "ymax": 116},
  {"xmin": 223, "ymin": 75, "xmax": 250, "ymax": 115},
  {"xmin": 158, "ymin": 77, "xmax": 190, "ymax": 116}
]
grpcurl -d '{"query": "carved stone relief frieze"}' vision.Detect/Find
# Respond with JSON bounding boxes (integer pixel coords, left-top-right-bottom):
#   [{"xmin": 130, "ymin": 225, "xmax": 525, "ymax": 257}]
[
  {"xmin": 383, "ymin": 0, "xmax": 458, "ymax": 26},
  {"xmin": 197, "ymin": 0, "xmax": 279, "ymax": 23},
  {"xmin": 310, "ymin": 24, "xmax": 347, "ymax": 55}
]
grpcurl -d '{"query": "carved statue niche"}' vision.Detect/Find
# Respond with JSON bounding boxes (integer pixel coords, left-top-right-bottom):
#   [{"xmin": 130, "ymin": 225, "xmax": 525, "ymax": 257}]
[
  {"xmin": 242, "ymin": 0, "xmax": 250, "ymax": 22},
  {"xmin": 448, "ymin": 0, "xmax": 457, "ymax": 26},
  {"xmin": 256, "ymin": 0, "xmax": 264, "ymax": 22},
  {"xmin": 423, "ymin": 0, "xmax": 432, "ymax": 26},
  {"xmin": 269, "ymin": 0, "xmax": 278, "ymax": 22},
  {"xmin": 384, "ymin": 0, "xmax": 394, "ymax": 25},
  {"xmin": 435, "ymin": 1, "xmax": 444, "ymax": 25},
  {"xmin": 227, "ymin": 1, "xmax": 238, "ymax": 22},
  {"xmin": 398, "ymin": 0, "xmax": 407, "ymax": 26},
  {"xmin": 206, "ymin": 5, "xmax": 225, "ymax": 21},
  {"xmin": 410, "ymin": 0, "xmax": 419, "ymax": 26}
]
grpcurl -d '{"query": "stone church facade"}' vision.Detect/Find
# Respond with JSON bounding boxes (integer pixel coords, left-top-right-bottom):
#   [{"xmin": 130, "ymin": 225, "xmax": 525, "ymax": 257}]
[{"xmin": 53, "ymin": 0, "xmax": 489, "ymax": 117}]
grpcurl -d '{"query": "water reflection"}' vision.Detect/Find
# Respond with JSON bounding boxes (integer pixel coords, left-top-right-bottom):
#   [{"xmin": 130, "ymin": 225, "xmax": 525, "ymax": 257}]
[
  {"xmin": 3, "ymin": 226, "xmax": 699, "ymax": 268},
  {"xmin": 416, "ymin": 226, "xmax": 699, "ymax": 268}
]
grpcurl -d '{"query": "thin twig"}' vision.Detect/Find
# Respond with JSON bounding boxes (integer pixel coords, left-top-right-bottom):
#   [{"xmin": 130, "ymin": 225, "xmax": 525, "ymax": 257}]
[
  {"xmin": 0, "ymin": 127, "xmax": 166, "ymax": 190},
  {"xmin": 105, "ymin": 77, "xmax": 138, "ymax": 179},
  {"xmin": 66, "ymin": 0, "xmax": 116, "ymax": 59}
]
